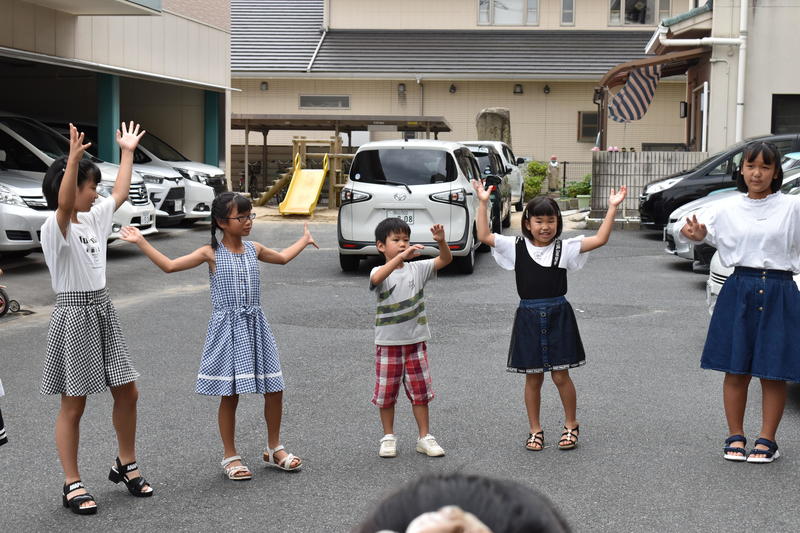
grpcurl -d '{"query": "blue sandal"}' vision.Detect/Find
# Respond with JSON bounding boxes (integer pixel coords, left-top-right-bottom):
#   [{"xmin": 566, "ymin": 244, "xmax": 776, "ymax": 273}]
[
  {"xmin": 723, "ymin": 434, "xmax": 747, "ymax": 462},
  {"xmin": 746, "ymin": 437, "xmax": 780, "ymax": 463}
]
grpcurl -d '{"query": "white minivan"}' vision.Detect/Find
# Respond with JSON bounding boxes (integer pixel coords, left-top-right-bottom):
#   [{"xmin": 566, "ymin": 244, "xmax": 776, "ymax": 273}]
[
  {"xmin": 0, "ymin": 113, "xmax": 156, "ymax": 239},
  {"xmin": 338, "ymin": 139, "xmax": 489, "ymax": 274},
  {"xmin": 462, "ymin": 140, "xmax": 526, "ymax": 211},
  {"xmin": 137, "ymin": 133, "xmax": 227, "ymax": 197},
  {"xmin": 0, "ymin": 161, "xmax": 50, "ymax": 256}
]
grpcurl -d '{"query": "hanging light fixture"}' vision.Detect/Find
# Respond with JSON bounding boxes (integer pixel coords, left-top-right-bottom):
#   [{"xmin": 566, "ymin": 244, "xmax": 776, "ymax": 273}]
[{"xmin": 513, "ymin": 84, "xmax": 523, "ymax": 94}]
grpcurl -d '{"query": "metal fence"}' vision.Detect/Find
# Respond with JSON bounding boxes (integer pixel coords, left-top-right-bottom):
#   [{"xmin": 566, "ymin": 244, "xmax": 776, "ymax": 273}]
[{"xmin": 590, "ymin": 151, "xmax": 709, "ymax": 216}]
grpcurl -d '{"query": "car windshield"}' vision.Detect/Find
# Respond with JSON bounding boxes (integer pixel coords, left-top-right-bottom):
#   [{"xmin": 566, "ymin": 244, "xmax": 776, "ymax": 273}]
[
  {"xmin": 469, "ymin": 151, "xmax": 493, "ymax": 174},
  {"xmin": 350, "ymin": 148, "xmax": 456, "ymax": 185},
  {"xmin": 139, "ymin": 133, "xmax": 189, "ymax": 162},
  {"xmin": 0, "ymin": 117, "xmax": 70, "ymax": 159},
  {"xmin": 781, "ymin": 154, "xmax": 800, "ymax": 171}
]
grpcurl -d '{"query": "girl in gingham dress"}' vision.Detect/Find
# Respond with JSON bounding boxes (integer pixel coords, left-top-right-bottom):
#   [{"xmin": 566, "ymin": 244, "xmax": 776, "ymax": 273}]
[
  {"xmin": 120, "ymin": 192, "xmax": 317, "ymax": 480},
  {"xmin": 40, "ymin": 123, "xmax": 152, "ymax": 516}
]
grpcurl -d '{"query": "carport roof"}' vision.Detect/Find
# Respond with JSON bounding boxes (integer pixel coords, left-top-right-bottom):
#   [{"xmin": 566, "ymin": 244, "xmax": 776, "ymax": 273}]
[
  {"xmin": 231, "ymin": 114, "xmax": 451, "ymax": 133},
  {"xmin": 231, "ymin": 1, "xmax": 653, "ymax": 79}
]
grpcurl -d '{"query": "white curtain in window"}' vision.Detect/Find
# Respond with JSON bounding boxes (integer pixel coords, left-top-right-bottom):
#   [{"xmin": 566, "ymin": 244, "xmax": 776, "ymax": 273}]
[
  {"xmin": 562, "ymin": 0, "xmax": 574, "ymax": 24},
  {"xmin": 495, "ymin": 0, "xmax": 524, "ymax": 25}
]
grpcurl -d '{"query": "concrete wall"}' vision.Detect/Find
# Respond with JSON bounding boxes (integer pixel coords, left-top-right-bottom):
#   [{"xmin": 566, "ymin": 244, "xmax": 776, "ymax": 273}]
[
  {"xmin": 231, "ymin": 77, "xmax": 687, "ymax": 162},
  {"xmin": 327, "ymin": 0, "xmax": 694, "ymax": 30},
  {"xmin": 706, "ymin": 0, "xmax": 800, "ymax": 152},
  {"xmin": 0, "ymin": 0, "xmax": 230, "ymax": 88}
]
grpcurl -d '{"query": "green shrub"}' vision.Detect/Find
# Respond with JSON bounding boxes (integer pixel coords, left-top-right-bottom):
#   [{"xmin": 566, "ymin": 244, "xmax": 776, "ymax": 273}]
[
  {"xmin": 565, "ymin": 173, "xmax": 591, "ymax": 198},
  {"xmin": 523, "ymin": 161, "xmax": 548, "ymax": 201}
]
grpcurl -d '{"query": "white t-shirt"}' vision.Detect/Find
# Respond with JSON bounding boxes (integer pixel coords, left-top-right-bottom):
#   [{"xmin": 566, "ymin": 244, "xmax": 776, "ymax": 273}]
[
  {"xmin": 677, "ymin": 192, "xmax": 800, "ymax": 272},
  {"xmin": 491, "ymin": 234, "xmax": 589, "ymax": 271},
  {"xmin": 370, "ymin": 259, "xmax": 437, "ymax": 346},
  {"xmin": 41, "ymin": 196, "xmax": 116, "ymax": 293}
]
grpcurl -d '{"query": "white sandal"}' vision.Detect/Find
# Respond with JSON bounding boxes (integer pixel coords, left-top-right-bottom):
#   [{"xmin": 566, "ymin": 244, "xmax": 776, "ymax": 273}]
[
  {"xmin": 263, "ymin": 445, "xmax": 302, "ymax": 471},
  {"xmin": 221, "ymin": 455, "xmax": 252, "ymax": 481}
]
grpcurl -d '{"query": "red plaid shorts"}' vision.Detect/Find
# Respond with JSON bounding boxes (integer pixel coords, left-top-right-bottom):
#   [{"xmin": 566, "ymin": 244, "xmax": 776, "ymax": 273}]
[{"xmin": 371, "ymin": 342, "xmax": 434, "ymax": 408}]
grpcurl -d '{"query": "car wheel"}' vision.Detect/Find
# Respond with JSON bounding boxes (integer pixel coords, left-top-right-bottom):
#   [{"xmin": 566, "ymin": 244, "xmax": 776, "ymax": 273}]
[
  {"xmin": 339, "ymin": 253, "xmax": 360, "ymax": 272},
  {"xmin": 456, "ymin": 239, "xmax": 476, "ymax": 274},
  {"xmin": 514, "ymin": 199, "xmax": 523, "ymax": 211},
  {"xmin": 502, "ymin": 202, "xmax": 512, "ymax": 228}
]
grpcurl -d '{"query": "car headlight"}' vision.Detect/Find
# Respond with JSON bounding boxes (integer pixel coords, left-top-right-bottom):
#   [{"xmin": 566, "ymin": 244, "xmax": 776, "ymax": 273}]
[
  {"xmin": 97, "ymin": 183, "xmax": 114, "ymax": 198},
  {"xmin": 141, "ymin": 174, "xmax": 164, "ymax": 185},
  {"xmin": 174, "ymin": 168, "xmax": 209, "ymax": 184},
  {"xmin": 645, "ymin": 177, "xmax": 684, "ymax": 195},
  {"xmin": 0, "ymin": 184, "xmax": 27, "ymax": 207}
]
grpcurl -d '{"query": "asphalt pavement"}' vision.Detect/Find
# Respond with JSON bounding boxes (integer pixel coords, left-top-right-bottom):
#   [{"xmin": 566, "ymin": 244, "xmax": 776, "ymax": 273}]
[{"xmin": 1, "ymin": 218, "xmax": 799, "ymax": 532}]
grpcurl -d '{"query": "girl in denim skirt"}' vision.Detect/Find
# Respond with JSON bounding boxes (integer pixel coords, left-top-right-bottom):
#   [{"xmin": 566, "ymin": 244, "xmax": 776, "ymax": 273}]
[
  {"xmin": 473, "ymin": 180, "xmax": 627, "ymax": 452},
  {"xmin": 681, "ymin": 141, "xmax": 798, "ymax": 464}
]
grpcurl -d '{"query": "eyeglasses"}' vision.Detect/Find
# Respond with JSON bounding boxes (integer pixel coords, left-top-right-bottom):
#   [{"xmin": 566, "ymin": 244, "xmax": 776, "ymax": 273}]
[{"xmin": 223, "ymin": 213, "xmax": 256, "ymax": 223}]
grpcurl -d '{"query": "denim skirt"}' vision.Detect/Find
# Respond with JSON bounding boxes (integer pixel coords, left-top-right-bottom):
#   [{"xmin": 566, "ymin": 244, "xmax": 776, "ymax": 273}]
[
  {"xmin": 702, "ymin": 267, "xmax": 800, "ymax": 382},
  {"xmin": 507, "ymin": 296, "xmax": 586, "ymax": 374}
]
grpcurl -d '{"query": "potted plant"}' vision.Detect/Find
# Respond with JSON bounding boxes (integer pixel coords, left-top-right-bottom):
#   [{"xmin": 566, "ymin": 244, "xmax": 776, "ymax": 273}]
[{"xmin": 566, "ymin": 174, "xmax": 591, "ymax": 210}]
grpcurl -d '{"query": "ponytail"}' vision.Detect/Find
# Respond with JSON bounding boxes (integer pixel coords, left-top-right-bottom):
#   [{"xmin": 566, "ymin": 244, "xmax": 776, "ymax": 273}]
[{"xmin": 210, "ymin": 217, "xmax": 220, "ymax": 249}]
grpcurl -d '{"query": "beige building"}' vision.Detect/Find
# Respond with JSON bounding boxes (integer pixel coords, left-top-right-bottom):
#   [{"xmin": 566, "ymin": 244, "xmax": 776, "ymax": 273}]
[
  {"xmin": 0, "ymin": 0, "xmax": 231, "ymax": 174},
  {"xmin": 232, "ymin": 0, "xmax": 697, "ymax": 172}
]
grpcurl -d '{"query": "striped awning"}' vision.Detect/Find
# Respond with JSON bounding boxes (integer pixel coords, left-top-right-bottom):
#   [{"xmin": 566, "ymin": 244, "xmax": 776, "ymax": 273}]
[{"xmin": 608, "ymin": 64, "xmax": 662, "ymax": 123}]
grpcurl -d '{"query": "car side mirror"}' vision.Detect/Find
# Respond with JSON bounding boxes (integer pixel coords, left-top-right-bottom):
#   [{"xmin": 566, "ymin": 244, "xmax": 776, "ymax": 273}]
[
  {"xmin": 505, "ymin": 165, "xmax": 513, "ymax": 174},
  {"xmin": 0, "ymin": 149, "xmax": 5, "ymax": 163},
  {"xmin": 516, "ymin": 157, "xmax": 525, "ymax": 165}
]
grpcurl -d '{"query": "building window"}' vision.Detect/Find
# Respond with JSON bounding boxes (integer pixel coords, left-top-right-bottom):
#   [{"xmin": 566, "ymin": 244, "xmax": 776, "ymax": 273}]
[
  {"xmin": 609, "ymin": 0, "xmax": 669, "ymax": 26},
  {"xmin": 772, "ymin": 95, "xmax": 800, "ymax": 135},
  {"xmin": 577, "ymin": 111, "xmax": 598, "ymax": 143},
  {"xmin": 561, "ymin": 0, "xmax": 574, "ymax": 26},
  {"xmin": 478, "ymin": 0, "xmax": 539, "ymax": 26},
  {"xmin": 299, "ymin": 95, "xmax": 350, "ymax": 109}
]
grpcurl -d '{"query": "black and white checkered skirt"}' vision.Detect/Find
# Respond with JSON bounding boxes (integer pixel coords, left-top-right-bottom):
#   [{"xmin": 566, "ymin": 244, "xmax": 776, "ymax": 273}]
[{"xmin": 41, "ymin": 288, "xmax": 139, "ymax": 396}]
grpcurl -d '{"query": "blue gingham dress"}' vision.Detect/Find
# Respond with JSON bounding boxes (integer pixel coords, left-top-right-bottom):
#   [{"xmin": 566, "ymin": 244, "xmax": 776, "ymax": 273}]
[{"xmin": 196, "ymin": 241, "xmax": 285, "ymax": 396}]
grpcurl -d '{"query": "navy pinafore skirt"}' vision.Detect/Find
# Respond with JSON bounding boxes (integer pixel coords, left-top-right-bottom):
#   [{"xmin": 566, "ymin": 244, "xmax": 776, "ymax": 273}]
[{"xmin": 702, "ymin": 266, "xmax": 800, "ymax": 382}]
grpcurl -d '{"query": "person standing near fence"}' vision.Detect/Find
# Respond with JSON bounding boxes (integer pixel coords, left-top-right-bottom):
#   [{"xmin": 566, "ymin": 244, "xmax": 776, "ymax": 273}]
[{"xmin": 680, "ymin": 141, "xmax": 797, "ymax": 464}]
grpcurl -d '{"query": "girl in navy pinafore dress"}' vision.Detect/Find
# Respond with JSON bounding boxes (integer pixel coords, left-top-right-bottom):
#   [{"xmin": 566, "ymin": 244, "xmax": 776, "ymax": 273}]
[
  {"xmin": 473, "ymin": 179, "xmax": 627, "ymax": 452},
  {"xmin": 680, "ymin": 141, "xmax": 799, "ymax": 464},
  {"xmin": 120, "ymin": 192, "xmax": 318, "ymax": 479}
]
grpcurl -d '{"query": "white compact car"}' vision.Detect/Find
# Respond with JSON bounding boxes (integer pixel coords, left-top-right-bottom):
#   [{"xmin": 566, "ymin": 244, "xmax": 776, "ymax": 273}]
[
  {"xmin": 0, "ymin": 113, "xmax": 156, "ymax": 239},
  {"xmin": 462, "ymin": 140, "xmax": 526, "ymax": 211},
  {"xmin": 0, "ymin": 163, "xmax": 50, "ymax": 256},
  {"xmin": 138, "ymin": 132, "xmax": 227, "ymax": 197},
  {"xmin": 338, "ymin": 140, "xmax": 490, "ymax": 274}
]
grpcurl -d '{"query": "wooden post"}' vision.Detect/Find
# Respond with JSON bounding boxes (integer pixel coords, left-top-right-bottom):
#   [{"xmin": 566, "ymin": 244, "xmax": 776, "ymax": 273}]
[{"xmin": 244, "ymin": 121, "xmax": 250, "ymax": 193}]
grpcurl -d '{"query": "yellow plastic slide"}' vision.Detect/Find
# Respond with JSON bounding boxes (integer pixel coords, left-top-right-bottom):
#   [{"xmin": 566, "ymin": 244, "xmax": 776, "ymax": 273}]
[{"xmin": 279, "ymin": 153, "xmax": 329, "ymax": 215}]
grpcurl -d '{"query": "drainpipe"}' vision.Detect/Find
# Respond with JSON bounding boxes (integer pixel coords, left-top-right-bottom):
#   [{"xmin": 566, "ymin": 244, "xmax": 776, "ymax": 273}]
[
  {"xmin": 646, "ymin": 0, "xmax": 749, "ymax": 142},
  {"xmin": 307, "ymin": 28, "xmax": 328, "ymax": 73},
  {"xmin": 416, "ymin": 75, "xmax": 424, "ymax": 117}
]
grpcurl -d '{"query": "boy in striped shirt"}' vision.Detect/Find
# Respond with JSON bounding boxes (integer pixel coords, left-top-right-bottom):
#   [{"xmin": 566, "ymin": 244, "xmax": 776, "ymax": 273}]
[{"xmin": 369, "ymin": 217, "xmax": 452, "ymax": 458}]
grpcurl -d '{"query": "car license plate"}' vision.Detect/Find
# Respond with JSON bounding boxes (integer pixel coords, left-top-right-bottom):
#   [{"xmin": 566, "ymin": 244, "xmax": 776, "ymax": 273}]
[
  {"xmin": 387, "ymin": 210, "xmax": 414, "ymax": 225},
  {"xmin": 141, "ymin": 213, "xmax": 151, "ymax": 225},
  {"xmin": 175, "ymin": 200, "xmax": 184, "ymax": 212}
]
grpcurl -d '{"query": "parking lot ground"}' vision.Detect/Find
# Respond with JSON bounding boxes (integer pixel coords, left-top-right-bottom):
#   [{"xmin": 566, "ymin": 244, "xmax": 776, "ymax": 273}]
[{"xmin": 1, "ymin": 223, "xmax": 799, "ymax": 532}]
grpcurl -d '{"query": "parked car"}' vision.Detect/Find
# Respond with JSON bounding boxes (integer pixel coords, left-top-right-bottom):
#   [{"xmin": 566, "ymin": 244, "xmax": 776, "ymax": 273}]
[
  {"xmin": 462, "ymin": 141, "xmax": 526, "ymax": 211},
  {"xmin": 639, "ymin": 133, "xmax": 800, "ymax": 230},
  {"xmin": 782, "ymin": 152, "xmax": 800, "ymax": 173},
  {"xmin": 0, "ymin": 160, "xmax": 50, "ymax": 256},
  {"xmin": 137, "ymin": 132, "xmax": 227, "ymax": 196},
  {"xmin": 706, "ymin": 186, "xmax": 800, "ymax": 313},
  {"xmin": 463, "ymin": 143, "xmax": 512, "ymax": 233},
  {"xmin": 664, "ymin": 168, "xmax": 800, "ymax": 269},
  {"xmin": 47, "ymin": 123, "xmax": 189, "ymax": 226},
  {"xmin": 0, "ymin": 113, "xmax": 156, "ymax": 239},
  {"xmin": 338, "ymin": 139, "xmax": 491, "ymax": 274}
]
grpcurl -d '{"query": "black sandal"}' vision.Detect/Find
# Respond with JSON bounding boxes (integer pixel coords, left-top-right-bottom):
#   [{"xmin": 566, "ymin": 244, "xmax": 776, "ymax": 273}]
[
  {"xmin": 108, "ymin": 457, "xmax": 154, "ymax": 497},
  {"xmin": 526, "ymin": 430, "xmax": 544, "ymax": 451},
  {"xmin": 558, "ymin": 425, "xmax": 580, "ymax": 450},
  {"xmin": 62, "ymin": 480, "xmax": 97, "ymax": 515}
]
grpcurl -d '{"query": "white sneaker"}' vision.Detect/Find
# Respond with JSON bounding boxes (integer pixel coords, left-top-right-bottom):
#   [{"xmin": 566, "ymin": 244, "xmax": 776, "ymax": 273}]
[
  {"xmin": 379, "ymin": 434, "xmax": 397, "ymax": 458},
  {"xmin": 416, "ymin": 434, "xmax": 445, "ymax": 457}
]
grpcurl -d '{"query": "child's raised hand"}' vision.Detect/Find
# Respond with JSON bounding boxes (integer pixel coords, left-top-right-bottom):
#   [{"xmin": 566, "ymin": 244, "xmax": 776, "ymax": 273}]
[
  {"xmin": 119, "ymin": 225, "xmax": 143, "ymax": 244},
  {"xmin": 430, "ymin": 224, "xmax": 446, "ymax": 242},
  {"xmin": 116, "ymin": 121, "xmax": 145, "ymax": 153},
  {"xmin": 608, "ymin": 185, "xmax": 627, "ymax": 208},
  {"xmin": 68, "ymin": 123, "xmax": 92, "ymax": 161},
  {"xmin": 303, "ymin": 222, "xmax": 319, "ymax": 249},
  {"xmin": 471, "ymin": 179, "xmax": 492, "ymax": 202},
  {"xmin": 401, "ymin": 244, "xmax": 424, "ymax": 260},
  {"xmin": 681, "ymin": 214, "xmax": 707, "ymax": 241}
]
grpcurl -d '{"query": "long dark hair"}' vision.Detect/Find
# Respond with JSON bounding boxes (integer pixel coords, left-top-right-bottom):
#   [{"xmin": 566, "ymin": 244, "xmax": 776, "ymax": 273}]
[
  {"xmin": 735, "ymin": 141, "xmax": 784, "ymax": 193},
  {"xmin": 521, "ymin": 196, "xmax": 563, "ymax": 240},
  {"xmin": 42, "ymin": 156, "xmax": 102, "ymax": 210},
  {"xmin": 357, "ymin": 473, "xmax": 571, "ymax": 533},
  {"xmin": 210, "ymin": 192, "xmax": 253, "ymax": 249}
]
